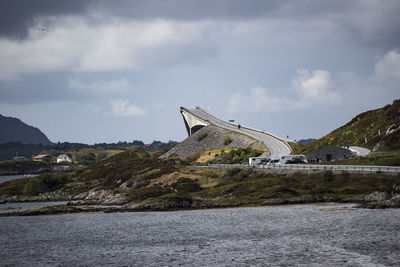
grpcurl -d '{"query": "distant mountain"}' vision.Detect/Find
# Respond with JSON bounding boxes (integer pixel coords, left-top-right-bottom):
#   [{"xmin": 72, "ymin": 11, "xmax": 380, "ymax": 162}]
[
  {"xmin": 303, "ymin": 99, "xmax": 400, "ymax": 153},
  {"xmin": 0, "ymin": 114, "xmax": 52, "ymax": 145},
  {"xmin": 297, "ymin": 138, "xmax": 316, "ymax": 145}
]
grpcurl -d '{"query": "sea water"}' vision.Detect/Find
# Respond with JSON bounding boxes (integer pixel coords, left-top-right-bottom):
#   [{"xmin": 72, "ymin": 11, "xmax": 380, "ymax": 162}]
[{"xmin": 0, "ymin": 203, "xmax": 399, "ymax": 266}]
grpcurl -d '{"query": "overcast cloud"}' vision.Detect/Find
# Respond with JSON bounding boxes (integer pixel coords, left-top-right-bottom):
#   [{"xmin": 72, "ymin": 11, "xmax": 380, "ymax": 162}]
[{"xmin": 0, "ymin": 0, "xmax": 399, "ymax": 143}]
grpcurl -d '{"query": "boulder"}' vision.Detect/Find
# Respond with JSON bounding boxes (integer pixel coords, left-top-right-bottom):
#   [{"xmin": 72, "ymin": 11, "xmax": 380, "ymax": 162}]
[{"xmin": 362, "ymin": 191, "xmax": 390, "ymax": 202}]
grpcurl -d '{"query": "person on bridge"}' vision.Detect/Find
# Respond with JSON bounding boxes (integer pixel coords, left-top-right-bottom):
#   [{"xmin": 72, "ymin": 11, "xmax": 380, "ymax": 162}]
[{"xmin": 238, "ymin": 124, "xmax": 241, "ymax": 129}]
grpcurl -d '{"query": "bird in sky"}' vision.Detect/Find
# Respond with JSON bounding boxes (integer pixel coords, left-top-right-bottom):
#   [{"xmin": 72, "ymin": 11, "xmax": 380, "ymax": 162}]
[{"xmin": 33, "ymin": 27, "xmax": 49, "ymax": 32}]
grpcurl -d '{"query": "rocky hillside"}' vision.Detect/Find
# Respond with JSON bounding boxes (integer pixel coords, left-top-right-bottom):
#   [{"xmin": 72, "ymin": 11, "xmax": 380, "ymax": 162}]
[
  {"xmin": 161, "ymin": 125, "xmax": 265, "ymax": 158},
  {"xmin": 303, "ymin": 99, "xmax": 400, "ymax": 153},
  {"xmin": 1, "ymin": 149, "xmax": 400, "ymax": 213},
  {"xmin": 0, "ymin": 114, "xmax": 52, "ymax": 145}
]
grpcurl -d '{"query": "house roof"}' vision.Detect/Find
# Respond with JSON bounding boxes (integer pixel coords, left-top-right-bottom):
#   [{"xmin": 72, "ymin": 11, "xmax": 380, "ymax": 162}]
[
  {"xmin": 33, "ymin": 154, "xmax": 49, "ymax": 159},
  {"xmin": 57, "ymin": 154, "xmax": 69, "ymax": 159}
]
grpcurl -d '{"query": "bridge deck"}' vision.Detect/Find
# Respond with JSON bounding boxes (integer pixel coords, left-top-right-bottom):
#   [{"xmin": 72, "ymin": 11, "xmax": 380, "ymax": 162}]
[{"xmin": 184, "ymin": 107, "xmax": 291, "ymax": 158}]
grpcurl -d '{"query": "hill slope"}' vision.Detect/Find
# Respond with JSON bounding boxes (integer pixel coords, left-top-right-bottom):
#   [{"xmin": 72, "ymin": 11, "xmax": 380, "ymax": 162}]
[
  {"xmin": 0, "ymin": 114, "xmax": 52, "ymax": 145},
  {"xmin": 303, "ymin": 100, "xmax": 400, "ymax": 153},
  {"xmin": 2, "ymin": 149, "xmax": 400, "ymax": 212}
]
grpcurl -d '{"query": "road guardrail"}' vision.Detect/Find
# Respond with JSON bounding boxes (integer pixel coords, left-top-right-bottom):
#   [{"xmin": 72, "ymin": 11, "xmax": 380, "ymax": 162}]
[{"xmin": 191, "ymin": 163, "xmax": 400, "ymax": 173}]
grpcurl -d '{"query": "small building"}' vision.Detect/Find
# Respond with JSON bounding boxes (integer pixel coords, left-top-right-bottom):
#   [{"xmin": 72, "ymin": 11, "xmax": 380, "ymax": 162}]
[
  {"xmin": 305, "ymin": 146, "xmax": 353, "ymax": 163},
  {"xmin": 32, "ymin": 154, "xmax": 51, "ymax": 162},
  {"xmin": 144, "ymin": 144, "xmax": 153, "ymax": 150},
  {"xmin": 57, "ymin": 154, "xmax": 72, "ymax": 163}
]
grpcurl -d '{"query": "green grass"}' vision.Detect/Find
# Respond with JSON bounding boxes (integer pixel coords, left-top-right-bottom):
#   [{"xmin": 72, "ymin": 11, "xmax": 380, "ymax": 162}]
[
  {"xmin": 22, "ymin": 173, "xmax": 68, "ymax": 195},
  {"xmin": 302, "ymin": 99, "xmax": 400, "ymax": 153},
  {"xmin": 216, "ymin": 148, "xmax": 263, "ymax": 164},
  {"xmin": 193, "ymin": 169, "xmax": 400, "ymax": 202},
  {"xmin": 288, "ymin": 141, "xmax": 304, "ymax": 154},
  {"xmin": 2, "ymin": 148, "xmax": 400, "ymax": 208},
  {"xmin": 0, "ymin": 172, "xmax": 70, "ymax": 196},
  {"xmin": 223, "ymin": 137, "xmax": 233, "ymax": 146}
]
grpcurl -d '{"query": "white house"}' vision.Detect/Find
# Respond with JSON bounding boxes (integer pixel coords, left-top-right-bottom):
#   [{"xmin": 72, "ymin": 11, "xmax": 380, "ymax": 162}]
[{"xmin": 57, "ymin": 154, "xmax": 72, "ymax": 163}]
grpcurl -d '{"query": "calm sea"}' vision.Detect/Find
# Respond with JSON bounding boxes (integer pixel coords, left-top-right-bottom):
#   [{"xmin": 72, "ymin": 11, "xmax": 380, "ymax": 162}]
[
  {"xmin": 0, "ymin": 174, "xmax": 37, "ymax": 184},
  {"xmin": 0, "ymin": 203, "xmax": 399, "ymax": 266}
]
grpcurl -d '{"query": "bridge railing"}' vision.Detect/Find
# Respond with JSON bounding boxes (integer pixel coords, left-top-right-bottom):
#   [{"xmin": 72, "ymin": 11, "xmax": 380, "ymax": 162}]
[{"xmin": 191, "ymin": 164, "xmax": 400, "ymax": 173}]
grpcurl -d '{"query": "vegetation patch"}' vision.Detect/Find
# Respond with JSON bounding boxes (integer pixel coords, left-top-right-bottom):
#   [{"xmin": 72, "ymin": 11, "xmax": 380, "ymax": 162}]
[
  {"xmin": 215, "ymin": 148, "xmax": 263, "ymax": 164},
  {"xmin": 126, "ymin": 185, "xmax": 172, "ymax": 201},
  {"xmin": 223, "ymin": 137, "xmax": 233, "ymax": 146},
  {"xmin": 2, "ymin": 148, "xmax": 400, "ymax": 210},
  {"xmin": 22, "ymin": 173, "xmax": 68, "ymax": 195},
  {"xmin": 197, "ymin": 133, "xmax": 208, "ymax": 141},
  {"xmin": 302, "ymin": 99, "xmax": 400, "ymax": 153}
]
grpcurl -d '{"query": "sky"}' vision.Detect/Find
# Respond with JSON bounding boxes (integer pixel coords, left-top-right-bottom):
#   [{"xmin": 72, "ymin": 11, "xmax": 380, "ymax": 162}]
[{"xmin": 0, "ymin": 0, "xmax": 399, "ymax": 144}]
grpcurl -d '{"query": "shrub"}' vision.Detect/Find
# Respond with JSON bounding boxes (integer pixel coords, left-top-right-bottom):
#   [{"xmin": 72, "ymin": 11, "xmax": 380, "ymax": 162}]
[
  {"xmin": 223, "ymin": 137, "xmax": 233, "ymax": 146},
  {"xmin": 197, "ymin": 133, "xmax": 208, "ymax": 141},
  {"xmin": 340, "ymin": 171, "xmax": 350, "ymax": 180},
  {"xmin": 127, "ymin": 186, "xmax": 172, "ymax": 201},
  {"xmin": 22, "ymin": 173, "xmax": 67, "ymax": 195},
  {"xmin": 323, "ymin": 170, "xmax": 335, "ymax": 182},
  {"xmin": 219, "ymin": 148, "xmax": 263, "ymax": 164},
  {"xmin": 97, "ymin": 153, "xmax": 108, "ymax": 161},
  {"xmin": 227, "ymin": 167, "xmax": 241, "ymax": 177},
  {"xmin": 171, "ymin": 178, "xmax": 202, "ymax": 193}
]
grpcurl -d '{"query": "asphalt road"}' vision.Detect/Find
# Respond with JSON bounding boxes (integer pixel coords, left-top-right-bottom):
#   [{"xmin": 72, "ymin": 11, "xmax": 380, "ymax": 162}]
[
  {"xmin": 186, "ymin": 107, "xmax": 291, "ymax": 157},
  {"xmin": 348, "ymin": 146, "xmax": 371, "ymax": 156}
]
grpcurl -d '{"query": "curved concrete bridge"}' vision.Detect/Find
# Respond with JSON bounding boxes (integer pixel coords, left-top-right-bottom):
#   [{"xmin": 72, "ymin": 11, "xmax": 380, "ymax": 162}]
[{"xmin": 180, "ymin": 106, "xmax": 292, "ymax": 158}]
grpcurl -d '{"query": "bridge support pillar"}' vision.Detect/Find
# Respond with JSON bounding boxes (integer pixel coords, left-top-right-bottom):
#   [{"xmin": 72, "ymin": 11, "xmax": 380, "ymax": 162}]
[{"xmin": 180, "ymin": 107, "xmax": 210, "ymax": 136}]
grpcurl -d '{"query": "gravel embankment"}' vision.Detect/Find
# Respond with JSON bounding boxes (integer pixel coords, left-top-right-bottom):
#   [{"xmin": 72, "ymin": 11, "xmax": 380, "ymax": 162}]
[{"xmin": 161, "ymin": 125, "xmax": 265, "ymax": 158}]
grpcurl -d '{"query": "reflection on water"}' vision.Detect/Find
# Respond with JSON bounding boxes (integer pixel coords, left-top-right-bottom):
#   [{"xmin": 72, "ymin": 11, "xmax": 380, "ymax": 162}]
[
  {"xmin": 0, "ymin": 201, "xmax": 71, "ymax": 213},
  {"xmin": 0, "ymin": 203, "xmax": 399, "ymax": 266},
  {"xmin": 0, "ymin": 174, "xmax": 38, "ymax": 184}
]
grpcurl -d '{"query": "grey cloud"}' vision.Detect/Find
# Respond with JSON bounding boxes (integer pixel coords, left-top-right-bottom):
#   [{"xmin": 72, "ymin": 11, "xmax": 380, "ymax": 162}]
[
  {"xmin": 0, "ymin": 0, "xmax": 93, "ymax": 39},
  {"xmin": 90, "ymin": 0, "xmax": 400, "ymax": 48},
  {"xmin": 2, "ymin": 0, "xmax": 400, "ymax": 48}
]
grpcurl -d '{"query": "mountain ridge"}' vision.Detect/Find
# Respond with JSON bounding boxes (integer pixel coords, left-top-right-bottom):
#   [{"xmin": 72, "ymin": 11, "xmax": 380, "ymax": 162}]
[{"xmin": 0, "ymin": 114, "xmax": 52, "ymax": 145}]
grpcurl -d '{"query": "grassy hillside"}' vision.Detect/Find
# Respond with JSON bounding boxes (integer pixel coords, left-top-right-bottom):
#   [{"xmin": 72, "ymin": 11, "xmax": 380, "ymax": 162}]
[
  {"xmin": 2, "ymin": 149, "xmax": 400, "ymax": 209},
  {"xmin": 303, "ymin": 99, "xmax": 400, "ymax": 153}
]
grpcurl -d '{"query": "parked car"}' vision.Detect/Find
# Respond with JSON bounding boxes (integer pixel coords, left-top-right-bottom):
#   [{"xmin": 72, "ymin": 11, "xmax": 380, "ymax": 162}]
[{"xmin": 267, "ymin": 158, "xmax": 281, "ymax": 166}]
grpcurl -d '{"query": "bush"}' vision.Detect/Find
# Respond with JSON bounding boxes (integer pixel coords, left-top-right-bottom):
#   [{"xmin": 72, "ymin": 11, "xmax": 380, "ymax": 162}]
[
  {"xmin": 223, "ymin": 137, "xmax": 233, "ymax": 146},
  {"xmin": 127, "ymin": 186, "xmax": 172, "ymax": 201},
  {"xmin": 75, "ymin": 153, "xmax": 96, "ymax": 165},
  {"xmin": 227, "ymin": 167, "xmax": 241, "ymax": 177},
  {"xmin": 171, "ymin": 178, "xmax": 202, "ymax": 193},
  {"xmin": 97, "ymin": 153, "xmax": 108, "ymax": 161},
  {"xmin": 22, "ymin": 173, "xmax": 67, "ymax": 195},
  {"xmin": 218, "ymin": 148, "xmax": 263, "ymax": 164},
  {"xmin": 340, "ymin": 171, "xmax": 350, "ymax": 181},
  {"xmin": 323, "ymin": 170, "xmax": 335, "ymax": 182},
  {"xmin": 197, "ymin": 133, "xmax": 208, "ymax": 141}
]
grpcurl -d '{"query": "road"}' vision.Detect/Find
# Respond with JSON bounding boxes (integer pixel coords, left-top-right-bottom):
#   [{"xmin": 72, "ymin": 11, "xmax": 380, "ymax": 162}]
[
  {"xmin": 186, "ymin": 107, "xmax": 292, "ymax": 157},
  {"xmin": 348, "ymin": 146, "xmax": 371, "ymax": 156}
]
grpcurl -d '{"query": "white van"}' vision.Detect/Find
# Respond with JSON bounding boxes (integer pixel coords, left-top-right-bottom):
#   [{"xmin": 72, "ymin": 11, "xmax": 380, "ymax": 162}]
[
  {"xmin": 249, "ymin": 157, "xmax": 270, "ymax": 166},
  {"xmin": 267, "ymin": 158, "xmax": 281, "ymax": 165}
]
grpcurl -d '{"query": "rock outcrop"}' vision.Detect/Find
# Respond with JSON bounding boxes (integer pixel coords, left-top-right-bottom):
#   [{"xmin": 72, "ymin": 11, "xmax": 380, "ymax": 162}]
[{"xmin": 356, "ymin": 186, "xmax": 400, "ymax": 208}]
